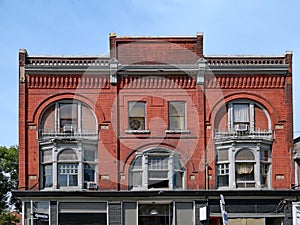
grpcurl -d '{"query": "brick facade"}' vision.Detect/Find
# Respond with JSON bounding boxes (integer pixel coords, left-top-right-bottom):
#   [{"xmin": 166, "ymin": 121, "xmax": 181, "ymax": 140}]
[{"xmin": 16, "ymin": 33, "xmax": 296, "ymax": 225}]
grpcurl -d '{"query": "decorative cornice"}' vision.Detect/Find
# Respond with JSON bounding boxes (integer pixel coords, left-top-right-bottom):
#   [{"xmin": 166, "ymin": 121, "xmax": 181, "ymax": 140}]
[
  {"xmin": 206, "ymin": 75, "xmax": 285, "ymax": 89},
  {"xmin": 26, "ymin": 74, "xmax": 110, "ymax": 89},
  {"xmin": 26, "ymin": 56, "xmax": 110, "ymax": 67},
  {"xmin": 119, "ymin": 75, "xmax": 196, "ymax": 89},
  {"xmin": 206, "ymin": 55, "xmax": 286, "ymax": 65}
]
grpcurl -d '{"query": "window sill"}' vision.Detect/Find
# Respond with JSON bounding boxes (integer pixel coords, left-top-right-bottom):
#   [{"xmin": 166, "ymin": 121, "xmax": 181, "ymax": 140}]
[
  {"xmin": 165, "ymin": 130, "xmax": 191, "ymax": 134},
  {"xmin": 125, "ymin": 130, "xmax": 151, "ymax": 134}
]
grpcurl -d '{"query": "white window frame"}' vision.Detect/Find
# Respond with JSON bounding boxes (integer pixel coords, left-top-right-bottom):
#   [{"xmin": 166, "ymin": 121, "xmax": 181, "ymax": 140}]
[
  {"xmin": 129, "ymin": 149, "xmax": 185, "ymax": 190},
  {"xmin": 168, "ymin": 101, "xmax": 186, "ymax": 131}
]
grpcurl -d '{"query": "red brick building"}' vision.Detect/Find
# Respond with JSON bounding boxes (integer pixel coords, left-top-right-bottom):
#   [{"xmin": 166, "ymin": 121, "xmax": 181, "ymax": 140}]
[{"xmin": 15, "ymin": 33, "xmax": 297, "ymax": 225}]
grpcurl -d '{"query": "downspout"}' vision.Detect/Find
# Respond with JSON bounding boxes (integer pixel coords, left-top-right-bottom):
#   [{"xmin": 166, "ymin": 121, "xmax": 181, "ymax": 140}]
[{"xmin": 109, "ymin": 56, "xmax": 120, "ymax": 190}]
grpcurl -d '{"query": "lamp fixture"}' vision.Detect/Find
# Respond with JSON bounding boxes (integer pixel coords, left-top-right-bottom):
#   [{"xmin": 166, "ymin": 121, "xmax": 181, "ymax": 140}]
[{"xmin": 149, "ymin": 209, "xmax": 158, "ymax": 216}]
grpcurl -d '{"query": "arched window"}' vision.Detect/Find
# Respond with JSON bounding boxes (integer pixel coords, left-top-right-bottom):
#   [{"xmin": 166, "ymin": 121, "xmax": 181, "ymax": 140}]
[
  {"xmin": 129, "ymin": 149, "xmax": 185, "ymax": 190},
  {"xmin": 39, "ymin": 100, "xmax": 97, "ymax": 139},
  {"xmin": 215, "ymin": 99, "xmax": 273, "ymax": 190},
  {"xmin": 39, "ymin": 100, "xmax": 98, "ymax": 190}
]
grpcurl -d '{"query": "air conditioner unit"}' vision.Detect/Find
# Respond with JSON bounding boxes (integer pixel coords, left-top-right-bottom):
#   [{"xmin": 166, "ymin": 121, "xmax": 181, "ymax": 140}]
[
  {"xmin": 87, "ymin": 182, "xmax": 97, "ymax": 190},
  {"xmin": 63, "ymin": 125, "xmax": 74, "ymax": 133},
  {"xmin": 129, "ymin": 118, "xmax": 144, "ymax": 130},
  {"xmin": 235, "ymin": 124, "xmax": 248, "ymax": 132}
]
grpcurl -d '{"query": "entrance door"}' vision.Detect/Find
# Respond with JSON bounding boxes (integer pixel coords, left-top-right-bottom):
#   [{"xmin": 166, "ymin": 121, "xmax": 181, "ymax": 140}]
[{"xmin": 138, "ymin": 204, "xmax": 172, "ymax": 225}]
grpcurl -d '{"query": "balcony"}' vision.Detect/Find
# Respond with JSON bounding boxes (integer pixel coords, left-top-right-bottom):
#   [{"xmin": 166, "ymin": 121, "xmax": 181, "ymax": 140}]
[
  {"xmin": 214, "ymin": 128, "xmax": 274, "ymax": 141},
  {"xmin": 39, "ymin": 129, "xmax": 98, "ymax": 141}
]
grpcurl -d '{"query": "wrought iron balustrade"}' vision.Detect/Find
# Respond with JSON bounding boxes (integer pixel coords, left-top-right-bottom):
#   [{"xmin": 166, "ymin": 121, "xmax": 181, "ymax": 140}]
[
  {"xmin": 214, "ymin": 128, "xmax": 274, "ymax": 140},
  {"xmin": 39, "ymin": 129, "xmax": 98, "ymax": 140}
]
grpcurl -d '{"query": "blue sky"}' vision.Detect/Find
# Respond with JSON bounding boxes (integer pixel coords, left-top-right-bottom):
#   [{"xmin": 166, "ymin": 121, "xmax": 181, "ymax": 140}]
[{"xmin": 0, "ymin": 0, "xmax": 299, "ymax": 146}]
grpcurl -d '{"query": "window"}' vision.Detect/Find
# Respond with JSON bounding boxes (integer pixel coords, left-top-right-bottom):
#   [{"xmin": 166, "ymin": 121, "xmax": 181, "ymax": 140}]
[
  {"xmin": 128, "ymin": 102, "xmax": 146, "ymax": 130},
  {"xmin": 148, "ymin": 156, "xmax": 169, "ymax": 188},
  {"xmin": 39, "ymin": 100, "xmax": 98, "ymax": 190},
  {"xmin": 168, "ymin": 102, "xmax": 186, "ymax": 130},
  {"xmin": 260, "ymin": 150, "xmax": 271, "ymax": 188},
  {"xmin": 43, "ymin": 165, "xmax": 53, "ymax": 188},
  {"xmin": 233, "ymin": 103, "xmax": 249, "ymax": 131},
  {"xmin": 215, "ymin": 100, "xmax": 272, "ymax": 190},
  {"xmin": 58, "ymin": 163, "xmax": 78, "ymax": 186},
  {"xmin": 129, "ymin": 149, "xmax": 185, "ymax": 190},
  {"xmin": 59, "ymin": 103, "xmax": 78, "ymax": 133},
  {"xmin": 24, "ymin": 201, "xmax": 50, "ymax": 225},
  {"xmin": 40, "ymin": 145, "xmax": 97, "ymax": 190},
  {"xmin": 235, "ymin": 150, "xmax": 255, "ymax": 188},
  {"xmin": 83, "ymin": 148, "xmax": 96, "ymax": 187},
  {"xmin": 39, "ymin": 100, "xmax": 98, "ymax": 138},
  {"xmin": 216, "ymin": 147, "xmax": 271, "ymax": 189},
  {"xmin": 217, "ymin": 163, "xmax": 229, "ymax": 187},
  {"xmin": 57, "ymin": 150, "xmax": 78, "ymax": 187}
]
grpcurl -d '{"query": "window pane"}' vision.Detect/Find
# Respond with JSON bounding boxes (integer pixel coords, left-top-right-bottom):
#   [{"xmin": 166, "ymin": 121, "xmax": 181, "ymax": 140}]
[
  {"xmin": 218, "ymin": 150, "xmax": 228, "ymax": 161},
  {"xmin": 148, "ymin": 180, "xmax": 169, "ymax": 189},
  {"xmin": 132, "ymin": 172, "xmax": 142, "ymax": 187},
  {"xmin": 132, "ymin": 156, "xmax": 142, "ymax": 170},
  {"xmin": 149, "ymin": 171, "xmax": 168, "ymax": 179},
  {"xmin": 58, "ymin": 163, "xmax": 78, "ymax": 187},
  {"xmin": 44, "ymin": 165, "xmax": 52, "ymax": 188},
  {"xmin": 60, "ymin": 103, "xmax": 78, "ymax": 131},
  {"xmin": 233, "ymin": 104, "xmax": 249, "ymax": 123},
  {"xmin": 84, "ymin": 150, "xmax": 95, "ymax": 161},
  {"xmin": 128, "ymin": 102, "xmax": 145, "ymax": 117},
  {"xmin": 69, "ymin": 175, "xmax": 78, "ymax": 186},
  {"xmin": 58, "ymin": 149, "xmax": 78, "ymax": 161},
  {"xmin": 218, "ymin": 164, "xmax": 229, "ymax": 175},
  {"xmin": 60, "ymin": 103, "xmax": 77, "ymax": 119},
  {"xmin": 84, "ymin": 164, "xmax": 95, "ymax": 182},
  {"xmin": 148, "ymin": 157, "xmax": 168, "ymax": 170},
  {"xmin": 42, "ymin": 150, "xmax": 52, "ymax": 162},
  {"xmin": 129, "ymin": 117, "xmax": 145, "ymax": 130},
  {"xmin": 58, "ymin": 174, "xmax": 67, "ymax": 186},
  {"xmin": 174, "ymin": 157, "xmax": 183, "ymax": 170},
  {"xmin": 173, "ymin": 171, "xmax": 183, "ymax": 188},
  {"xmin": 236, "ymin": 163, "xmax": 254, "ymax": 181},
  {"xmin": 169, "ymin": 102, "xmax": 185, "ymax": 117},
  {"xmin": 236, "ymin": 150, "xmax": 255, "ymax": 160},
  {"xmin": 169, "ymin": 102, "xmax": 185, "ymax": 130},
  {"xmin": 218, "ymin": 175, "xmax": 229, "ymax": 187},
  {"xmin": 169, "ymin": 117, "xmax": 185, "ymax": 130},
  {"xmin": 128, "ymin": 102, "xmax": 146, "ymax": 130}
]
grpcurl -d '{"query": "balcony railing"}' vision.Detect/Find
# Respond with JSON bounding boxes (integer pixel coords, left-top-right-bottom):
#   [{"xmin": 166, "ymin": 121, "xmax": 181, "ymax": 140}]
[
  {"xmin": 214, "ymin": 128, "xmax": 274, "ymax": 141},
  {"xmin": 39, "ymin": 129, "xmax": 98, "ymax": 140}
]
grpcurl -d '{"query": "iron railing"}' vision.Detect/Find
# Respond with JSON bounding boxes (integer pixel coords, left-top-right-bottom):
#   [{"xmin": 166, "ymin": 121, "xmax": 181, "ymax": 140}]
[
  {"xmin": 214, "ymin": 128, "xmax": 274, "ymax": 140},
  {"xmin": 39, "ymin": 129, "xmax": 98, "ymax": 140}
]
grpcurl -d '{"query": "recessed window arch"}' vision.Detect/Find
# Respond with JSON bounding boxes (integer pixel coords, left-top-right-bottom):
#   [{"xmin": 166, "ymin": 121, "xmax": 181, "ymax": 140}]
[
  {"xmin": 129, "ymin": 148, "xmax": 185, "ymax": 190},
  {"xmin": 227, "ymin": 99, "xmax": 271, "ymax": 132},
  {"xmin": 39, "ymin": 99, "xmax": 98, "ymax": 138}
]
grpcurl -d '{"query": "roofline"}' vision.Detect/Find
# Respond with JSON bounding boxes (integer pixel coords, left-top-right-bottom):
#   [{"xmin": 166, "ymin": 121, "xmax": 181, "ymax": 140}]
[{"xmin": 109, "ymin": 32, "xmax": 203, "ymax": 39}]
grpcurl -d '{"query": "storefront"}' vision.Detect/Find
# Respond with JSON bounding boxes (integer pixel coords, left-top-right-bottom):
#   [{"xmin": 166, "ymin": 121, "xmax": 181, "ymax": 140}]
[{"xmin": 14, "ymin": 190, "xmax": 297, "ymax": 225}]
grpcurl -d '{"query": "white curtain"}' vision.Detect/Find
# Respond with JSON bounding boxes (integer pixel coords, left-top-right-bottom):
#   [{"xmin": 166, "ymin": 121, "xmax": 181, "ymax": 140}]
[
  {"xmin": 237, "ymin": 163, "xmax": 253, "ymax": 174},
  {"xmin": 233, "ymin": 104, "xmax": 249, "ymax": 122}
]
